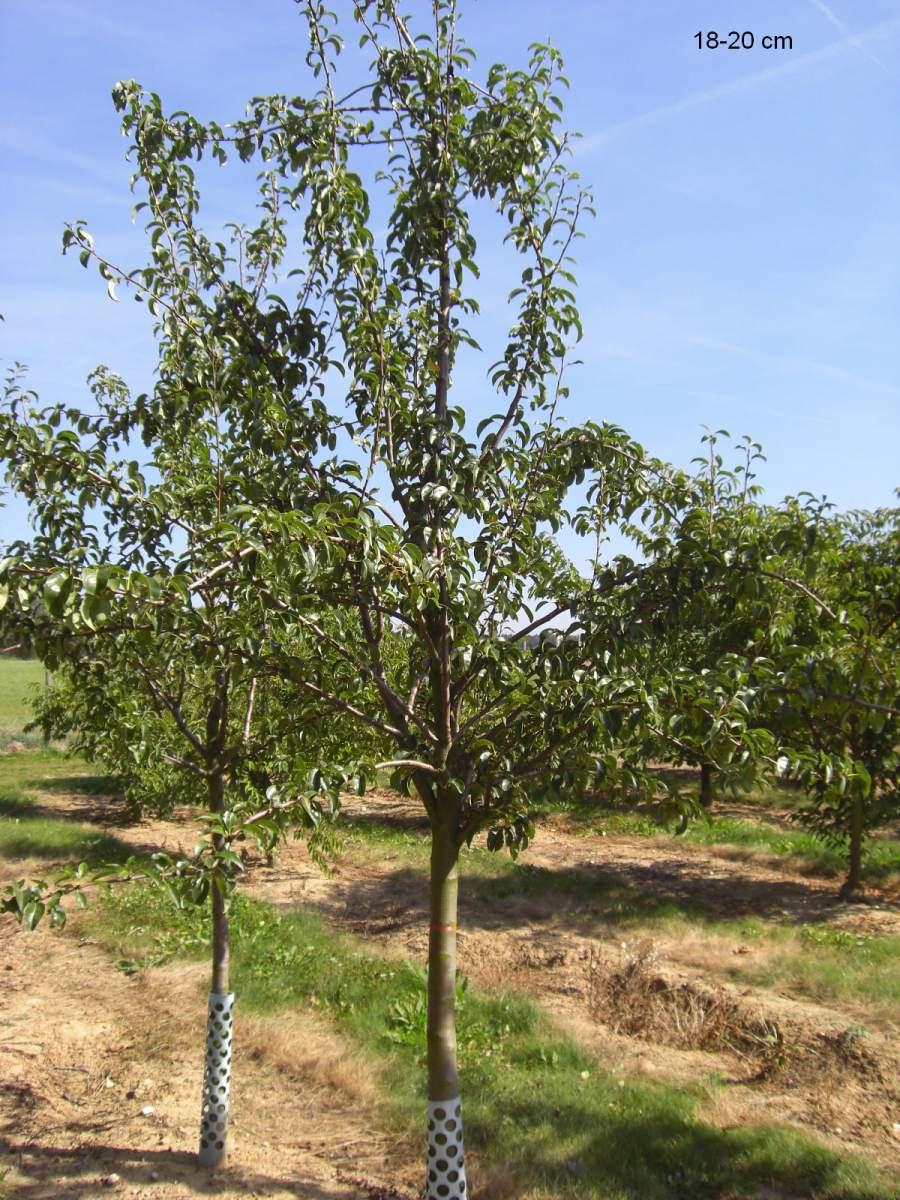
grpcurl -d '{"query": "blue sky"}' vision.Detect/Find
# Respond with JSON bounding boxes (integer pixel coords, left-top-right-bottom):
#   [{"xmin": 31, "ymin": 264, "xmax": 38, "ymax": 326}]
[{"xmin": 2, "ymin": 0, "xmax": 898, "ymax": 547}]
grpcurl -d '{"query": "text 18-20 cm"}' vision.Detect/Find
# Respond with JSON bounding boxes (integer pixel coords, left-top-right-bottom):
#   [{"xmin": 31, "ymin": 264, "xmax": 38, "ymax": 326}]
[{"xmin": 694, "ymin": 31, "xmax": 793, "ymax": 50}]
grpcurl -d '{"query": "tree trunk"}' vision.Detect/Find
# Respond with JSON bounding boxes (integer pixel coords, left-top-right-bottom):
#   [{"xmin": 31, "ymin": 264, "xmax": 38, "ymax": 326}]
[
  {"xmin": 199, "ymin": 772, "xmax": 234, "ymax": 1169},
  {"xmin": 425, "ymin": 819, "xmax": 467, "ymax": 1199},
  {"xmin": 839, "ymin": 794, "xmax": 865, "ymax": 901},
  {"xmin": 43, "ymin": 670, "xmax": 51, "ymax": 746},
  {"xmin": 699, "ymin": 763, "xmax": 715, "ymax": 810}
]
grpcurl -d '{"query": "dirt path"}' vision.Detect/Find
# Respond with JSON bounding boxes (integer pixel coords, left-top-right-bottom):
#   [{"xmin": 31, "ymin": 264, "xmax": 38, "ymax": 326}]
[
  {"xmin": 3, "ymin": 774, "xmax": 899, "ymax": 1188},
  {"xmin": 0, "ymin": 917, "xmax": 417, "ymax": 1199}
]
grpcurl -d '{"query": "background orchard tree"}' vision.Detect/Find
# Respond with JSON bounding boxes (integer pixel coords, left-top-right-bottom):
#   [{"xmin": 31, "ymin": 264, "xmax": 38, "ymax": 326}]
[
  {"xmin": 767, "ymin": 505, "xmax": 900, "ymax": 898},
  {"xmin": 682, "ymin": 430, "xmax": 770, "ymax": 810},
  {"xmin": 29, "ymin": 618, "xmax": 390, "ymax": 832},
  {"xmin": 621, "ymin": 481, "xmax": 900, "ymax": 898},
  {"xmin": 618, "ymin": 433, "xmax": 827, "ymax": 817}
]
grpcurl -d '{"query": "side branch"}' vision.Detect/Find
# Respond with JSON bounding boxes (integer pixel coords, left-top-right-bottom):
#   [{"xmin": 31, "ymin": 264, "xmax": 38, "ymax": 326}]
[{"xmin": 290, "ymin": 678, "xmax": 406, "ymax": 740}]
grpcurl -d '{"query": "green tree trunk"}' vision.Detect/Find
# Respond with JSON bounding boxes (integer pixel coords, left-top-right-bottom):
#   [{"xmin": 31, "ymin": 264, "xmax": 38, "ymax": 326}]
[
  {"xmin": 42, "ymin": 670, "xmax": 51, "ymax": 746},
  {"xmin": 839, "ymin": 794, "xmax": 865, "ymax": 901},
  {"xmin": 699, "ymin": 763, "xmax": 715, "ymax": 810},
  {"xmin": 210, "ymin": 872, "xmax": 230, "ymax": 995},
  {"xmin": 199, "ymin": 771, "xmax": 235, "ymax": 1169},
  {"xmin": 425, "ymin": 818, "xmax": 467, "ymax": 1198}
]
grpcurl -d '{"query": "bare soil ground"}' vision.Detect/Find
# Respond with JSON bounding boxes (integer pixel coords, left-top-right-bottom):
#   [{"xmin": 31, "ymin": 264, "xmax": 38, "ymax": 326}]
[
  {"xmin": 0, "ymin": 921, "xmax": 419, "ymax": 1198},
  {"xmin": 2, "ymin": 774, "xmax": 899, "ymax": 1196}
]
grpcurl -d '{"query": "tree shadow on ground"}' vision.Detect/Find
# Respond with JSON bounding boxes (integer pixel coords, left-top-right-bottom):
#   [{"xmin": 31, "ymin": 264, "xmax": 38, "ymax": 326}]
[
  {"xmin": 18, "ymin": 767, "xmax": 196, "ymax": 833},
  {"xmin": 344, "ymin": 805, "xmax": 428, "ymax": 835},
  {"xmin": 35, "ymin": 772, "xmax": 119, "ymax": 798},
  {"xmin": 338, "ymin": 792, "xmax": 900, "ymax": 927},
  {"xmin": 0, "ymin": 824, "xmax": 132, "ymax": 865},
  {"xmin": 304, "ymin": 864, "xmax": 431, "ymax": 936},
  {"xmin": 465, "ymin": 855, "xmax": 868, "ymax": 929},
  {"xmin": 0, "ymin": 1135, "xmax": 406, "ymax": 1199},
  {"xmin": 0, "ymin": 786, "xmax": 135, "ymax": 866},
  {"xmin": 312, "ymin": 847, "xmax": 891, "ymax": 940},
  {"xmin": 22, "ymin": 773, "xmax": 147, "ymax": 830},
  {"xmin": 0, "ymin": 811, "xmax": 135, "ymax": 868},
  {"xmin": 462, "ymin": 1079, "xmax": 890, "ymax": 1200},
  {"xmin": 0, "ymin": 791, "xmax": 32, "ymax": 818}
]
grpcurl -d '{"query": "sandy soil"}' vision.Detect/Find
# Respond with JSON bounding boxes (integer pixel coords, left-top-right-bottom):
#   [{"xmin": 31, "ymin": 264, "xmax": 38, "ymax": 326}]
[
  {"xmin": 1, "ymin": 773, "xmax": 899, "ymax": 1196},
  {"xmin": 0, "ymin": 920, "xmax": 419, "ymax": 1199}
]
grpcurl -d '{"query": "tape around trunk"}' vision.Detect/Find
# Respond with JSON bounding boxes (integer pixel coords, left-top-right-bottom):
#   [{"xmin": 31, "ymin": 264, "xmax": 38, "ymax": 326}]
[
  {"xmin": 198, "ymin": 990, "xmax": 234, "ymax": 1167},
  {"xmin": 426, "ymin": 1096, "xmax": 467, "ymax": 1198}
]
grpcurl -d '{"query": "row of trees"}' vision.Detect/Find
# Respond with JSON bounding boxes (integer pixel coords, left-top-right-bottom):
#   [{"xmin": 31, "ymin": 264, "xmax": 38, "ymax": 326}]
[
  {"xmin": 1, "ymin": 1, "xmax": 896, "ymax": 1192},
  {"xmin": 629, "ymin": 432, "xmax": 899, "ymax": 898}
]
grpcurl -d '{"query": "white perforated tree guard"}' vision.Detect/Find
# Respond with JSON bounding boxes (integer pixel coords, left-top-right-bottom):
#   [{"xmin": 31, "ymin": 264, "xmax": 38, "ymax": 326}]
[
  {"xmin": 426, "ymin": 1097, "xmax": 467, "ymax": 1198},
  {"xmin": 198, "ymin": 991, "xmax": 234, "ymax": 1168}
]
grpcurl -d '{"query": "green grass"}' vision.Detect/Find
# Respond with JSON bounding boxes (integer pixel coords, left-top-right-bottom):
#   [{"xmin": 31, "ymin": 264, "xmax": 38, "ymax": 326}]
[
  {"xmin": 85, "ymin": 886, "xmax": 897, "ymax": 1199},
  {"xmin": 0, "ymin": 657, "xmax": 46, "ymax": 746},
  {"xmin": 0, "ymin": 749, "xmax": 130, "ymax": 868},
  {"xmin": 678, "ymin": 817, "xmax": 898, "ymax": 882},
  {"xmin": 725, "ymin": 919, "xmax": 900, "ymax": 1013},
  {"xmin": 774, "ymin": 931, "xmax": 900, "ymax": 1012},
  {"xmin": 636, "ymin": 912, "xmax": 900, "ymax": 1016},
  {"xmin": 647, "ymin": 771, "xmax": 810, "ymax": 813},
  {"xmin": 0, "ymin": 747, "xmax": 98, "ymax": 787}
]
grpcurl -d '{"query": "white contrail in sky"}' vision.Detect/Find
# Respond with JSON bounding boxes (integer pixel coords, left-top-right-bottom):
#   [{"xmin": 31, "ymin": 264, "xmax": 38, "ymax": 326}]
[
  {"xmin": 806, "ymin": 0, "xmax": 897, "ymax": 78},
  {"xmin": 580, "ymin": 17, "xmax": 900, "ymax": 151}
]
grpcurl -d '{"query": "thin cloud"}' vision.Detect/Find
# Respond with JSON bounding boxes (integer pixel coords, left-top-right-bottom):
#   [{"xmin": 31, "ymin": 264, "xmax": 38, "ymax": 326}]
[
  {"xmin": 806, "ymin": 0, "xmax": 897, "ymax": 79},
  {"xmin": 687, "ymin": 334, "xmax": 900, "ymax": 401},
  {"xmin": 5, "ymin": 0, "xmax": 152, "ymax": 42},
  {"xmin": 0, "ymin": 124, "xmax": 126, "ymax": 185},
  {"xmin": 580, "ymin": 17, "xmax": 900, "ymax": 151}
]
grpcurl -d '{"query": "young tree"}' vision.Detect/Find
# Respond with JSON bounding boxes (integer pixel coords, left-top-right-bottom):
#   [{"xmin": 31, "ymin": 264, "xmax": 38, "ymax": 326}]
[
  {"xmin": 1, "ymin": 3, "xmax": 828, "ymax": 1191},
  {"xmin": 0, "ymin": 90, "xmax": 384, "ymax": 1161},
  {"xmin": 767, "ymin": 506, "xmax": 900, "ymax": 898},
  {"xmin": 624, "ymin": 481, "xmax": 899, "ymax": 897},
  {"xmin": 618, "ymin": 433, "xmax": 823, "ymax": 816},
  {"xmin": 0, "ymin": 405, "xmax": 364, "ymax": 1167},
  {"xmin": 87, "ymin": 5, "xmax": 801, "ymax": 1192}
]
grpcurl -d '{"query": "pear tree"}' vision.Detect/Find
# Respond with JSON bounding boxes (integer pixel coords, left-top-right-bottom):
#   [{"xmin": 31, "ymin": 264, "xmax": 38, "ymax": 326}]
[
  {"xmin": 766, "ymin": 505, "xmax": 900, "ymax": 897},
  {"xmin": 133, "ymin": 4, "xmax": 800, "ymax": 1192},
  {"xmin": 0, "ymin": 102, "xmax": 380, "ymax": 1162},
  {"xmin": 0, "ymin": 2, "xmax": 817, "ymax": 1191},
  {"xmin": 617, "ymin": 432, "xmax": 828, "ymax": 816}
]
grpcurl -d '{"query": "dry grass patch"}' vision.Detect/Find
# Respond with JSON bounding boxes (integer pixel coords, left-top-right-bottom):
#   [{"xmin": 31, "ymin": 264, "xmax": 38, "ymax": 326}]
[
  {"xmin": 585, "ymin": 937, "xmax": 899, "ymax": 1152},
  {"xmin": 587, "ymin": 940, "xmax": 785, "ymax": 1074},
  {"xmin": 241, "ymin": 1009, "xmax": 383, "ymax": 1109}
]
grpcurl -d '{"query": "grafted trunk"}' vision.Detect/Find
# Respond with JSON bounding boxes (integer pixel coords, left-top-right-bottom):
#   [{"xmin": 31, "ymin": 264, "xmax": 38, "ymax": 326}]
[
  {"xmin": 210, "ymin": 873, "xmax": 230, "ymax": 995},
  {"xmin": 699, "ymin": 763, "xmax": 715, "ymax": 810},
  {"xmin": 839, "ymin": 794, "xmax": 865, "ymax": 901},
  {"xmin": 425, "ymin": 819, "xmax": 467, "ymax": 1198},
  {"xmin": 199, "ymin": 772, "xmax": 234, "ymax": 1169}
]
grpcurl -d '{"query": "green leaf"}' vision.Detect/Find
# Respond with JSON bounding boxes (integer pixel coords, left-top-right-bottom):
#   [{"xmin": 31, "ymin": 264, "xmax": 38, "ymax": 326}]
[
  {"xmin": 23, "ymin": 901, "xmax": 45, "ymax": 931},
  {"xmin": 43, "ymin": 570, "xmax": 72, "ymax": 615}
]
